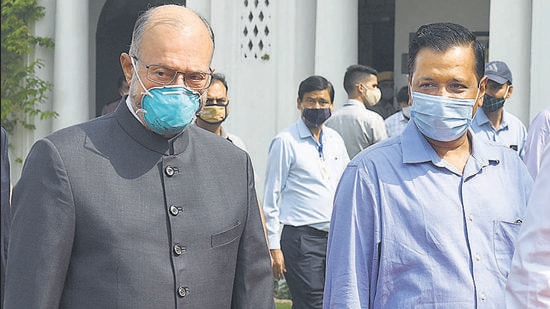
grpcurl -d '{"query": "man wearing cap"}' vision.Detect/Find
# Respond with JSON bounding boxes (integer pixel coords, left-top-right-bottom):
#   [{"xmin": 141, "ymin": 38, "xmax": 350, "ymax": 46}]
[
  {"xmin": 472, "ymin": 60, "xmax": 527, "ymax": 158},
  {"xmin": 367, "ymin": 71, "xmax": 398, "ymax": 119}
]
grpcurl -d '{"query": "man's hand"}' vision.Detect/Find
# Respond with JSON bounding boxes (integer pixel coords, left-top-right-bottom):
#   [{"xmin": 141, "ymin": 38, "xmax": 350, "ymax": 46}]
[{"xmin": 270, "ymin": 249, "xmax": 286, "ymax": 279}]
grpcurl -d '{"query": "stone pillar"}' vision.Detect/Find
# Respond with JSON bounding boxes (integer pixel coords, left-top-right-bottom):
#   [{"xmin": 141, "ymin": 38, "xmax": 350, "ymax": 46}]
[
  {"xmin": 52, "ymin": 0, "xmax": 90, "ymax": 131},
  {"xmin": 529, "ymin": 0, "xmax": 550, "ymax": 121},
  {"xmin": 315, "ymin": 0, "xmax": 358, "ymax": 107},
  {"xmin": 489, "ymin": 0, "xmax": 531, "ymax": 125}
]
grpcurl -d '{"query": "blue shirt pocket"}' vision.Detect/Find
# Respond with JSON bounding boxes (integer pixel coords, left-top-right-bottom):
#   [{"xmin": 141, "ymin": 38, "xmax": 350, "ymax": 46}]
[{"xmin": 493, "ymin": 219, "xmax": 522, "ymax": 278}]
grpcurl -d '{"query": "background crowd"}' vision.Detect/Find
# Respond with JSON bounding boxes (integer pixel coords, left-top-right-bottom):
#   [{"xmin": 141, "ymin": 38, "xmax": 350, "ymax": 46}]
[{"xmin": 1, "ymin": 4, "xmax": 549, "ymax": 309}]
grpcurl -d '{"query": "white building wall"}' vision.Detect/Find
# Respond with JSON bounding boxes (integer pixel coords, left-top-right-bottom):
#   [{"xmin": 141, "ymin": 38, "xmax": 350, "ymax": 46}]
[
  {"xmin": 51, "ymin": 0, "xmax": 90, "ymax": 131},
  {"xmin": 89, "ymin": 0, "xmax": 107, "ymax": 120},
  {"xmin": 10, "ymin": 0, "xmax": 92, "ymax": 181},
  {"xmin": 529, "ymin": 0, "xmax": 550, "ymax": 121},
  {"xmin": 203, "ymin": 0, "xmax": 357, "ymax": 193},
  {"xmin": 9, "ymin": 0, "xmax": 58, "ymax": 182},
  {"xmin": 489, "ymin": 0, "xmax": 532, "ymax": 125},
  {"xmin": 315, "ymin": 0, "xmax": 358, "ymax": 109}
]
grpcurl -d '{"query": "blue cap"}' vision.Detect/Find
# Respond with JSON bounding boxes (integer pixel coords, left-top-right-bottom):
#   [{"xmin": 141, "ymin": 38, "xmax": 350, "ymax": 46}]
[{"xmin": 485, "ymin": 61, "xmax": 513, "ymax": 84}]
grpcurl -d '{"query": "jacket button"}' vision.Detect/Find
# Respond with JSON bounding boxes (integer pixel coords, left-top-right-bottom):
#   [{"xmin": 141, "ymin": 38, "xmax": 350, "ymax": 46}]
[
  {"xmin": 174, "ymin": 244, "xmax": 185, "ymax": 256},
  {"xmin": 177, "ymin": 286, "xmax": 189, "ymax": 297},
  {"xmin": 165, "ymin": 166, "xmax": 175, "ymax": 177},
  {"xmin": 169, "ymin": 205, "xmax": 179, "ymax": 216}
]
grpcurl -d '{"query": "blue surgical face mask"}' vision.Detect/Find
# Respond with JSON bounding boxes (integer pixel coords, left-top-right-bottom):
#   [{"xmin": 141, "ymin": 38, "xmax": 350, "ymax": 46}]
[
  {"xmin": 139, "ymin": 85, "xmax": 201, "ymax": 135},
  {"xmin": 410, "ymin": 90, "xmax": 478, "ymax": 142},
  {"xmin": 132, "ymin": 58, "xmax": 201, "ymax": 135}
]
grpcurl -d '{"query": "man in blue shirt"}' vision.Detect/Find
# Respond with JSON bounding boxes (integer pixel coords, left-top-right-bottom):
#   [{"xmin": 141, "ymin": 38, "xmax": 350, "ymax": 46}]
[
  {"xmin": 471, "ymin": 60, "xmax": 527, "ymax": 158},
  {"xmin": 324, "ymin": 23, "xmax": 533, "ymax": 308},
  {"xmin": 263, "ymin": 75, "xmax": 349, "ymax": 308},
  {"xmin": 384, "ymin": 86, "xmax": 410, "ymax": 138}
]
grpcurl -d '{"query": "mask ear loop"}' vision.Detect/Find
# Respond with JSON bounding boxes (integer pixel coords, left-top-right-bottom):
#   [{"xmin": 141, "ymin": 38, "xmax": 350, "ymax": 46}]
[
  {"xmin": 502, "ymin": 85, "xmax": 510, "ymax": 102},
  {"xmin": 130, "ymin": 56, "xmax": 150, "ymax": 114}
]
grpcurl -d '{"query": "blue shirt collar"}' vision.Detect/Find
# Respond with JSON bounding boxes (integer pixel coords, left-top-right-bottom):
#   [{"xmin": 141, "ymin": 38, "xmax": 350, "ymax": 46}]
[
  {"xmin": 297, "ymin": 116, "xmax": 326, "ymax": 142},
  {"xmin": 297, "ymin": 117, "xmax": 313, "ymax": 139},
  {"xmin": 474, "ymin": 108, "xmax": 509, "ymax": 130},
  {"xmin": 400, "ymin": 121, "xmax": 500, "ymax": 174},
  {"xmin": 400, "ymin": 121, "xmax": 439, "ymax": 164}
]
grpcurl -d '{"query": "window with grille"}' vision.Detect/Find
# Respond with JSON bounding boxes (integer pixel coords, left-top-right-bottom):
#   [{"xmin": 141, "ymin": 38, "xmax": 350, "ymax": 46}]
[{"xmin": 241, "ymin": 0, "xmax": 271, "ymax": 61}]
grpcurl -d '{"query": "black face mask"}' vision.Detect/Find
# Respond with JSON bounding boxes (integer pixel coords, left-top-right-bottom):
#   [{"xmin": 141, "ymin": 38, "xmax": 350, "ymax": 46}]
[
  {"xmin": 302, "ymin": 108, "xmax": 331, "ymax": 128},
  {"xmin": 482, "ymin": 94, "xmax": 506, "ymax": 113}
]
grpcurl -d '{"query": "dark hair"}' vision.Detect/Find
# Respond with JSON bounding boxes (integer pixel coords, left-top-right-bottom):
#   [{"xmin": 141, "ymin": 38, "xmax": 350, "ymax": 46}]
[
  {"xmin": 298, "ymin": 75, "xmax": 335, "ymax": 102},
  {"xmin": 343, "ymin": 64, "xmax": 378, "ymax": 95},
  {"xmin": 396, "ymin": 86, "xmax": 409, "ymax": 103},
  {"xmin": 211, "ymin": 73, "xmax": 228, "ymax": 92},
  {"xmin": 408, "ymin": 22, "xmax": 485, "ymax": 83}
]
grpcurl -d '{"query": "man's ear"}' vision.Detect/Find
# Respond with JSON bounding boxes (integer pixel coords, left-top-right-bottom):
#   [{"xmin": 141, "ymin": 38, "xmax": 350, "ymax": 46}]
[
  {"xmin": 477, "ymin": 76, "xmax": 489, "ymax": 108},
  {"xmin": 120, "ymin": 53, "xmax": 134, "ymax": 84},
  {"xmin": 506, "ymin": 84, "xmax": 514, "ymax": 99},
  {"xmin": 226, "ymin": 100, "xmax": 231, "ymax": 115}
]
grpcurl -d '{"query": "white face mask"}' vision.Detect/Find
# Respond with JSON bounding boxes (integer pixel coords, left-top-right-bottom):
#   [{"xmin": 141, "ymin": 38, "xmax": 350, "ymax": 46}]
[
  {"xmin": 401, "ymin": 106, "xmax": 411, "ymax": 119},
  {"xmin": 361, "ymin": 85, "xmax": 382, "ymax": 106}
]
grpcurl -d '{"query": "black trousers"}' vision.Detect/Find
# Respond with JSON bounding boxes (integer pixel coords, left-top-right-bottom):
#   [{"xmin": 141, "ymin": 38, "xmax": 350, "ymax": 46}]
[{"xmin": 281, "ymin": 225, "xmax": 328, "ymax": 309}]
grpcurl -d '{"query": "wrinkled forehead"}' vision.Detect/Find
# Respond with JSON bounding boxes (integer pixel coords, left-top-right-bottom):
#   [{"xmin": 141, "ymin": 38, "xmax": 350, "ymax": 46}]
[{"xmin": 142, "ymin": 6, "xmax": 213, "ymax": 49}]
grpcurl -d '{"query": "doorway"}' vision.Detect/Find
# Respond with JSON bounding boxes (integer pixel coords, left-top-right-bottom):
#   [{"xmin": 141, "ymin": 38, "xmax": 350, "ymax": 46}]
[{"xmin": 358, "ymin": 0, "xmax": 395, "ymax": 73}]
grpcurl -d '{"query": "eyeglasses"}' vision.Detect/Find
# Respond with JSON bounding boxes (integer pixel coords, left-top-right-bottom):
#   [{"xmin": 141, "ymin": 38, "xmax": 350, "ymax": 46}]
[{"xmin": 132, "ymin": 56, "xmax": 212, "ymax": 90}]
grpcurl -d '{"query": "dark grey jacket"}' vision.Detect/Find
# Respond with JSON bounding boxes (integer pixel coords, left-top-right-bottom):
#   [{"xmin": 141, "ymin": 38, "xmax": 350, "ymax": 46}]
[{"xmin": 4, "ymin": 103, "xmax": 274, "ymax": 308}]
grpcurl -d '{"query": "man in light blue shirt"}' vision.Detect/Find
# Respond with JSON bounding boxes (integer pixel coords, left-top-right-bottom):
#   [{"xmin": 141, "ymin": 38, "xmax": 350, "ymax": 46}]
[
  {"xmin": 324, "ymin": 22, "xmax": 533, "ymax": 308},
  {"xmin": 263, "ymin": 75, "xmax": 349, "ymax": 308},
  {"xmin": 471, "ymin": 60, "xmax": 527, "ymax": 158},
  {"xmin": 384, "ymin": 86, "xmax": 410, "ymax": 138}
]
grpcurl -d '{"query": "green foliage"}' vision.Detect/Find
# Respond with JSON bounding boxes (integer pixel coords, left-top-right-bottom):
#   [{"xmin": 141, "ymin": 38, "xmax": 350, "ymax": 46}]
[
  {"xmin": 1, "ymin": 0, "xmax": 56, "ymax": 133},
  {"xmin": 275, "ymin": 302, "xmax": 292, "ymax": 309},
  {"xmin": 274, "ymin": 279, "xmax": 291, "ymax": 300}
]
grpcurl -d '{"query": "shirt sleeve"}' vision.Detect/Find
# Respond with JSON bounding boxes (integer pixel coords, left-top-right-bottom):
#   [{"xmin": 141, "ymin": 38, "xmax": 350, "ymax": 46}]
[
  {"xmin": 262, "ymin": 136, "xmax": 292, "ymax": 249},
  {"xmin": 505, "ymin": 144, "xmax": 550, "ymax": 308},
  {"xmin": 323, "ymin": 162, "xmax": 379, "ymax": 308},
  {"xmin": 372, "ymin": 116, "xmax": 388, "ymax": 143}
]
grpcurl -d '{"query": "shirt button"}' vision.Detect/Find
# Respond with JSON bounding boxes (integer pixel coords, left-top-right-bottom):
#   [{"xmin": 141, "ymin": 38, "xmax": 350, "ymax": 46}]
[
  {"xmin": 174, "ymin": 244, "xmax": 185, "ymax": 256},
  {"xmin": 170, "ymin": 205, "xmax": 179, "ymax": 216},
  {"xmin": 480, "ymin": 292, "xmax": 486, "ymax": 301},
  {"xmin": 178, "ymin": 286, "xmax": 189, "ymax": 297},
  {"xmin": 165, "ymin": 166, "xmax": 175, "ymax": 177},
  {"xmin": 475, "ymin": 253, "xmax": 481, "ymax": 262},
  {"xmin": 467, "ymin": 214, "xmax": 474, "ymax": 222}
]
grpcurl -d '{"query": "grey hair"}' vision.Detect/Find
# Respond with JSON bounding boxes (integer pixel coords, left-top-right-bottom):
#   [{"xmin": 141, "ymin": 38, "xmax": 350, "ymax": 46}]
[{"xmin": 128, "ymin": 5, "xmax": 215, "ymax": 58}]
